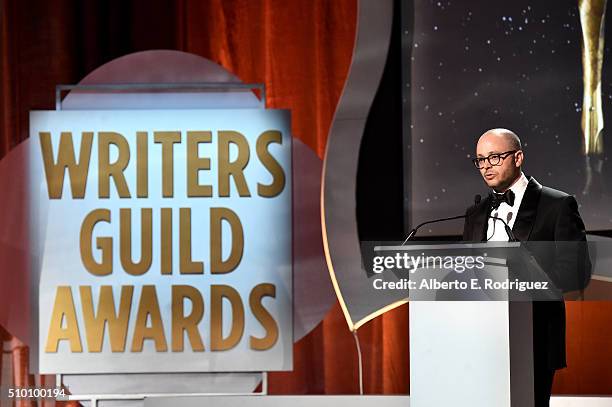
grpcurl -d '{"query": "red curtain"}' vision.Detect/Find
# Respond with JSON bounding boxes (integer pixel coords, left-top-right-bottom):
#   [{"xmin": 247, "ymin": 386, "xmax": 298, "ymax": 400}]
[
  {"xmin": 0, "ymin": 0, "xmax": 610, "ymax": 397},
  {"xmin": 176, "ymin": 0, "xmax": 409, "ymax": 393},
  {"xmin": 0, "ymin": 0, "xmax": 410, "ymax": 396}
]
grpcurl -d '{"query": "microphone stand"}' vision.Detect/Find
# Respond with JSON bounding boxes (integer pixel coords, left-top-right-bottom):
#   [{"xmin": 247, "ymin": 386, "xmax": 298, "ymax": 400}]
[
  {"xmin": 403, "ymin": 209, "xmax": 518, "ymax": 243},
  {"xmin": 402, "ymin": 215, "xmax": 468, "ymax": 245}
]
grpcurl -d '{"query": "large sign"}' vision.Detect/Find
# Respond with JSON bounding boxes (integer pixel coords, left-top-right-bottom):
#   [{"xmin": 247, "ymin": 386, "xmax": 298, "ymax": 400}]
[{"xmin": 30, "ymin": 109, "xmax": 292, "ymax": 373}]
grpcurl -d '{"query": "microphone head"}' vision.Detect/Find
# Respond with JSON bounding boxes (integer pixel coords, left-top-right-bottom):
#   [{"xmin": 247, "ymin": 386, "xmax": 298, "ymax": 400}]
[{"xmin": 474, "ymin": 194, "xmax": 482, "ymax": 205}]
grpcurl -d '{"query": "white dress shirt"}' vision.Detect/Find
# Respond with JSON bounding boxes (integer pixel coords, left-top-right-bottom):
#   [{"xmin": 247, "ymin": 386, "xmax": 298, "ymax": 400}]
[{"xmin": 487, "ymin": 172, "xmax": 529, "ymax": 242}]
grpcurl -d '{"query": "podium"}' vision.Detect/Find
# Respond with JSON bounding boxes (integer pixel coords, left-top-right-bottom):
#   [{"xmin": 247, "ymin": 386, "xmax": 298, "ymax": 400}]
[
  {"xmin": 401, "ymin": 242, "xmax": 559, "ymax": 407},
  {"xmin": 410, "ymin": 301, "xmax": 534, "ymax": 407}
]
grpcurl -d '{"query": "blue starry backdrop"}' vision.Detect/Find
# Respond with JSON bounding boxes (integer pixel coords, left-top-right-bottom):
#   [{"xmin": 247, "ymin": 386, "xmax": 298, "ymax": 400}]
[{"xmin": 407, "ymin": 0, "xmax": 612, "ymax": 234}]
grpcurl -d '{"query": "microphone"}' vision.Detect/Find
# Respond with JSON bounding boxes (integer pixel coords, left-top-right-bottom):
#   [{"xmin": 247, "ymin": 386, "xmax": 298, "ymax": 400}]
[
  {"xmin": 402, "ymin": 194, "xmax": 517, "ymax": 243},
  {"xmin": 486, "ymin": 192, "xmax": 517, "ymax": 242},
  {"xmin": 403, "ymin": 195, "xmax": 482, "ymax": 244},
  {"xmin": 487, "ymin": 215, "xmax": 517, "ymax": 242},
  {"xmin": 402, "ymin": 214, "xmax": 469, "ymax": 244}
]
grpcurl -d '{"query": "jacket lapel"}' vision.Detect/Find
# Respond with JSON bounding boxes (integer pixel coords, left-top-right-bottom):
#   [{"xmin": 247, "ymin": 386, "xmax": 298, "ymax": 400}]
[
  {"xmin": 512, "ymin": 176, "xmax": 542, "ymax": 241},
  {"xmin": 467, "ymin": 195, "xmax": 492, "ymax": 242}
]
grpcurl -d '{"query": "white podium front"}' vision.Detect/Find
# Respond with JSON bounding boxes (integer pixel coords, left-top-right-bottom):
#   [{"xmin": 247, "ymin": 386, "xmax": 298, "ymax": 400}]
[
  {"xmin": 402, "ymin": 242, "xmax": 557, "ymax": 407},
  {"xmin": 405, "ymin": 242, "xmax": 542, "ymax": 407},
  {"xmin": 409, "ymin": 301, "xmax": 534, "ymax": 407}
]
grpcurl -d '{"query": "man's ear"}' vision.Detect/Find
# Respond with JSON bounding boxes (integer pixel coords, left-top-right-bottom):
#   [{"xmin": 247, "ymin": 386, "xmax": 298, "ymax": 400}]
[{"xmin": 514, "ymin": 150, "xmax": 524, "ymax": 167}]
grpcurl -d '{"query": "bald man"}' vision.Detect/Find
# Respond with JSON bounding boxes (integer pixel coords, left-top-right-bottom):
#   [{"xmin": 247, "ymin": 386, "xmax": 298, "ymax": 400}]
[{"xmin": 463, "ymin": 129, "xmax": 591, "ymax": 407}]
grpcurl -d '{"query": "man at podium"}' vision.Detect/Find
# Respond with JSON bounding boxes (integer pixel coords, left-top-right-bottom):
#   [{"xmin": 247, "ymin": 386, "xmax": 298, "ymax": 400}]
[{"xmin": 462, "ymin": 128, "xmax": 591, "ymax": 407}]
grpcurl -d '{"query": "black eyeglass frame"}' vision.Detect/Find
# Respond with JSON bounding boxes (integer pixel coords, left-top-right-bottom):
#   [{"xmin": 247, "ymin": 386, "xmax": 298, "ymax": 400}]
[{"xmin": 472, "ymin": 150, "xmax": 518, "ymax": 169}]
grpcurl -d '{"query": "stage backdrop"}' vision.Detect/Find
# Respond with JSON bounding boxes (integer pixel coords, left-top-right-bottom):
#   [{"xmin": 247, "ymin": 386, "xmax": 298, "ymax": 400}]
[
  {"xmin": 1, "ymin": 0, "xmax": 610, "ymax": 397},
  {"xmin": 1, "ymin": 0, "xmax": 411, "ymax": 397}
]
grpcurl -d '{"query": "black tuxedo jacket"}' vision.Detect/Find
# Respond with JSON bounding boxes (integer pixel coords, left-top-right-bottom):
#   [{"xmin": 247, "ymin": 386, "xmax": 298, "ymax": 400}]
[{"xmin": 462, "ymin": 176, "xmax": 591, "ymax": 370}]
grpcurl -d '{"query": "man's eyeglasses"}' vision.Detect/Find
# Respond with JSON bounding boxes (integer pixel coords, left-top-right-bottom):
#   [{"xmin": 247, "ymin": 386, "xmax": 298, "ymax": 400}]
[{"xmin": 472, "ymin": 150, "xmax": 517, "ymax": 169}]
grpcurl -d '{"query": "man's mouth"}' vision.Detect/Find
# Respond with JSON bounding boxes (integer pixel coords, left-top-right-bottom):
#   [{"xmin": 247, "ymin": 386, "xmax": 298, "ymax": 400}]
[{"xmin": 484, "ymin": 173, "xmax": 496, "ymax": 180}]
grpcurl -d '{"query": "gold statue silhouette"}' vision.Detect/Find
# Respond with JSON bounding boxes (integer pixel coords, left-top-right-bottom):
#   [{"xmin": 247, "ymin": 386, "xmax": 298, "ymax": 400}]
[{"xmin": 578, "ymin": 0, "xmax": 607, "ymax": 195}]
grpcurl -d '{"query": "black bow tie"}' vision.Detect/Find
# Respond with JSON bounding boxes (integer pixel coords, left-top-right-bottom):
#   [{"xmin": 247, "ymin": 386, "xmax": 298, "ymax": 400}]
[{"xmin": 491, "ymin": 189, "xmax": 515, "ymax": 210}]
